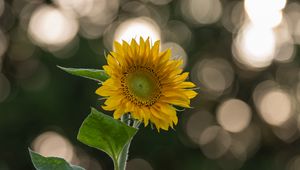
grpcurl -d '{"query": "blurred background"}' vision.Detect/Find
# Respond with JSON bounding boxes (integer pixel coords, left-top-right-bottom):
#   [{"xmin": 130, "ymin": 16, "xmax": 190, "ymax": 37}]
[{"xmin": 1, "ymin": 0, "xmax": 300, "ymax": 169}]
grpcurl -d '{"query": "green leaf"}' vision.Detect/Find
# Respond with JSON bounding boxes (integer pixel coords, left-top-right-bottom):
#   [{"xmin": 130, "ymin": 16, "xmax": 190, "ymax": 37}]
[
  {"xmin": 77, "ymin": 108, "xmax": 137, "ymax": 163},
  {"xmin": 58, "ymin": 66, "xmax": 109, "ymax": 82},
  {"xmin": 28, "ymin": 149, "xmax": 85, "ymax": 170}
]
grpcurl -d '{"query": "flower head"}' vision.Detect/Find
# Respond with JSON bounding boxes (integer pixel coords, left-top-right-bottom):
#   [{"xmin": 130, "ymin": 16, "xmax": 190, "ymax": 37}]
[{"xmin": 96, "ymin": 37, "xmax": 197, "ymax": 131}]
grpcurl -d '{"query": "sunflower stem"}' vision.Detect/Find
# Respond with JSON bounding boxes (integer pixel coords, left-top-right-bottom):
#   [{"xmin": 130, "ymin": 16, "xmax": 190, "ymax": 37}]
[
  {"xmin": 117, "ymin": 117, "xmax": 140, "ymax": 170},
  {"xmin": 114, "ymin": 158, "xmax": 119, "ymax": 170},
  {"xmin": 118, "ymin": 139, "xmax": 131, "ymax": 170},
  {"xmin": 133, "ymin": 120, "xmax": 141, "ymax": 128}
]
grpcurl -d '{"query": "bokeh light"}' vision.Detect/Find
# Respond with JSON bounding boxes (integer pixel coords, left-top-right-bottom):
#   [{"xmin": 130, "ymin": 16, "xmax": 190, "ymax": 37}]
[
  {"xmin": 121, "ymin": 1, "xmax": 151, "ymax": 18},
  {"xmin": 114, "ymin": 17, "xmax": 160, "ymax": 45},
  {"xmin": 273, "ymin": 119, "xmax": 299, "ymax": 143},
  {"xmin": 73, "ymin": 148, "xmax": 103, "ymax": 170},
  {"xmin": 31, "ymin": 131, "xmax": 75, "ymax": 163},
  {"xmin": 231, "ymin": 124, "xmax": 261, "ymax": 158},
  {"xmin": 253, "ymin": 81, "xmax": 293, "ymax": 126},
  {"xmin": 161, "ymin": 42, "xmax": 187, "ymax": 68},
  {"xmin": 8, "ymin": 28, "xmax": 36, "ymax": 61},
  {"xmin": 273, "ymin": 20, "xmax": 296, "ymax": 63},
  {"xmin": 232, "ymin": 0, "xmax": 294, "ymax": 70},
  {"xmin": 244, "ymin": 0, "xmax": 286, "ymax": 28},
  {"xmin": 217, "ymin": 99, "xmax": 252, "ymax": 133},
  {"xmin": 286, "ymin": 2, "xmax": 300, "ymax": 45},
  {"xmin": 79, "ymin": 0, "xmax": 119, "ymax": 39},
  {"xmin": 0, "ymin": 0, "xmax": 4, "ymax": 17},
  {"xmin": 219, "ymin": 140, "xmax": 247, "ymax": 170},
  {"xmin": 127, "ymin": 158, "xmax": 153, "ymax": 170},
  {"xmin": 149, "ymin": 0, "xmax": 172, "ymax": 6},
  {"xmin": 53, "ymin": 0, "xmax": 94, "ymax": 17},
  {"xmin": 233, "ymin": 23, "xmax": 276, "ymax": 69},
  {"xmin": 222, "ymin": 1, "xmax": 244, "ymax": 33},
  {"xmin": 259, "ymin": 90, "xmax": 292, "ymax": 126},
  {"xmin": 191, "ymin": 58, "xmax": 234, "ymax": 97},
  {"xmin": 287, "ymin": 155, "xmax": 300, "ymax": 170},
  {"xmin": 181, "ymin": 0, "xmax": 222, "ymax": 25},
  {"xmin": 184, "ymin": 110, "xmax": 214, "ymax": 144},
  {"xmin": 199, "ymin": 125, "xmax": 232, "ymax": 159},
  {"xmin": 0, "ymin": 29, "xmax": 8, "ymax": 60},
  {"xmin": 28, "ymin": 5, "xmax": 79, "ymax": 50},
  {"xmin": 163, "ymin": 20, "xmax": 192, "ymax": 48}
]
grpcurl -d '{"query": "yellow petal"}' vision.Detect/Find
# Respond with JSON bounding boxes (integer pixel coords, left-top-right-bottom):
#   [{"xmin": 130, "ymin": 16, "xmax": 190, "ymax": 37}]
[
  {"xmin": 124, "ymin": 101, "xmax": 135, "ymax": 114},
  {"xmin": 113, "ymin": 106, "xmax": 126, "ymax": 119},
  {"xmin": 103, "ymin": 95, "xmax": 124, "ymax": 110},
  {"xmin": 102, "ymin": 65, "xmax": 112, "ymax": 76},
  {"xmin": 122, "ymin": 40, "xmax": 132, "ymax": 56},
  {"xmin": 114, "ymin": 41, "xmax": 124, "ymax": 56},
  {"xmin": 160, "ymin": 96, "xmax": 190, "ymax": 108},
  {"xmin": 158, "ymin": 61, "xmax": 183, "ymax": 80},
  {"xmin": 162, "ymin": 89, "xmax": 189, "ymax": 99},
  {"xmin": 157, "ymin": 103, "xmax": 178, "ymax": 124},
  {"xmin": 141, "ymin": 38, "xmax": 151, "ymax": 65},
  {"xmin": 151, "ymin": 40, "xmax": 160, "ymax": 59},
  {"xmin": 159, "ymin": 48, "xmax": 171, "ymax": 64},
  {"xmin": 178, "ymin": 82, "xmax": 196, "ymax": 88},
  {"xmin": 95, "ymin": 84, "xmax": 117, "ymax": 96},
  {"xmin": 184, "ymin": 90, "xmax": 198, "ymax": 99},
  {"xmin": 130, "ymin": 38, "xmax": 138, "ymax": 56},
  {"xmin": 149, "ymin": 113, "xmax": 162, "ymax": 131},
  {"xmin": 110, "ymin": 51, "xmax": 127, "ymax": 67},
  {"xmin": 140, "ymin": 107, "xmax": 150, "ymax": 126},
  {"xmin": 172, "ymin": 72, "xmax": 189, "ymax": 82},
  {"xmin": 106, "ymin": 55, "xmax": 119, "ymax": 69},
  {"xmin": 149, "ymin": 105, "xmax": 167, "ymax": 120}
]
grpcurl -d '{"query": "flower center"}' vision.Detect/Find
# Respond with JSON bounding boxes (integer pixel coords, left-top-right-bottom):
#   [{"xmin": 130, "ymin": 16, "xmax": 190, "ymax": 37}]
[{"xmin": 121, "ymin": 66, "xmax": 161, "ymax": 106}]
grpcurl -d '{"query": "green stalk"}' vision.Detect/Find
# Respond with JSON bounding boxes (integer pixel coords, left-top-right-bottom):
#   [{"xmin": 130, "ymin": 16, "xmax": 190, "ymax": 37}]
[
  {"xmin": 114, "ymin": 159, "xmax": 119, "ymax": 170},
  {"xmin": 118, "ymin": 140, "xmax": 131, "ymax": 170},
  {"xmin": 115, "ymin": 115, "xmax": 140, "ymax": 170}
]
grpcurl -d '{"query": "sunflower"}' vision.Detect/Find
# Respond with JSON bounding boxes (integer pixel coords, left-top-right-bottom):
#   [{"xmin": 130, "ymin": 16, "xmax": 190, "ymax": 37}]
[{"xmin": 96, "ymin": 37, "xmax": 197, "ymax": 131}]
